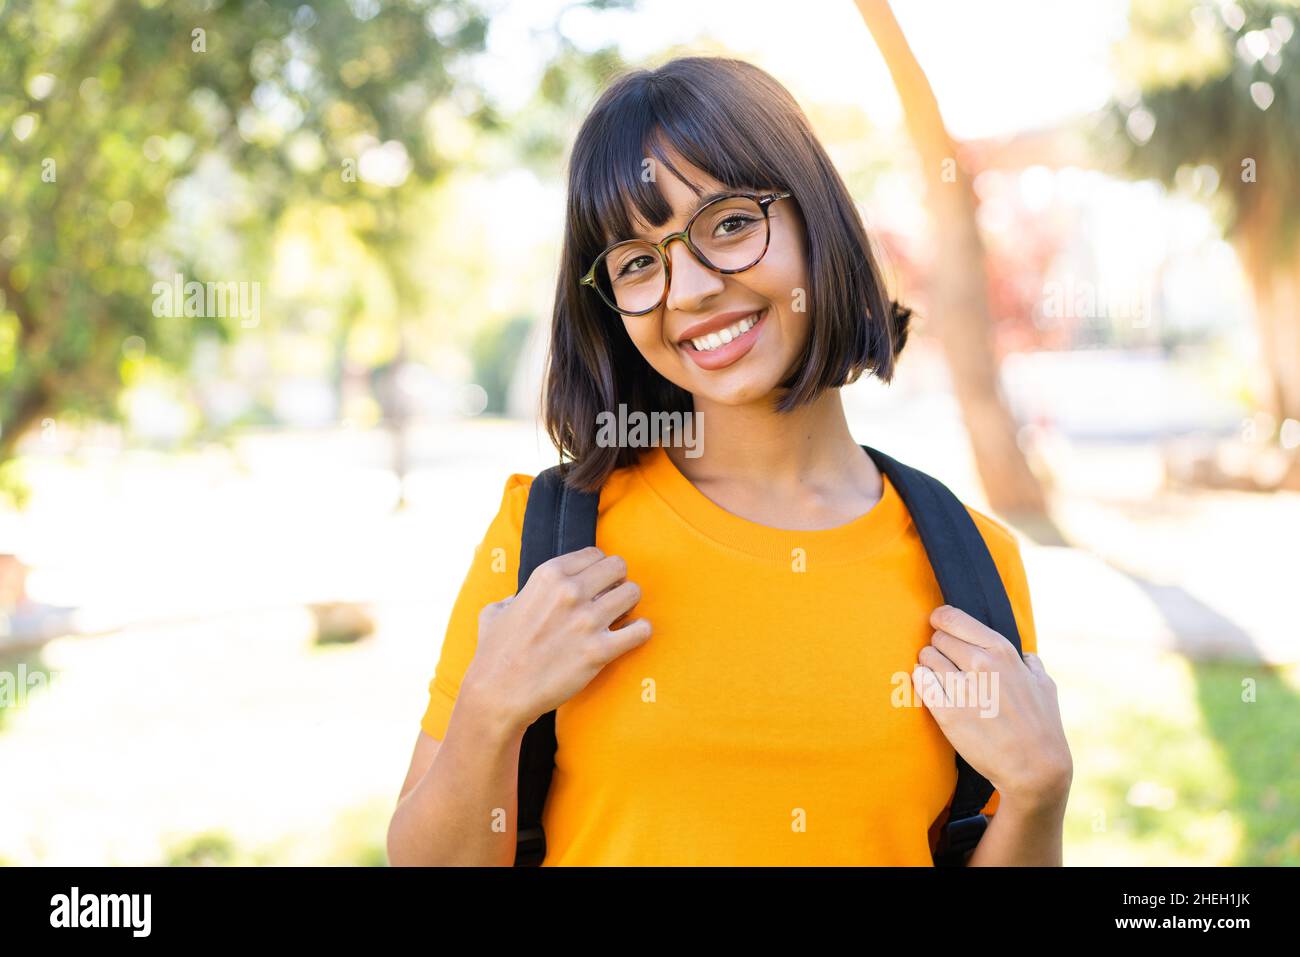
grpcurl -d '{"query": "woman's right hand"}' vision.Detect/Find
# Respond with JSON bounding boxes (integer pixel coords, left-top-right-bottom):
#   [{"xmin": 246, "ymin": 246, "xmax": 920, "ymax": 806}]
[{"xmin": 463, "ymin": 546, "xmax": 651, "ymax": 734}]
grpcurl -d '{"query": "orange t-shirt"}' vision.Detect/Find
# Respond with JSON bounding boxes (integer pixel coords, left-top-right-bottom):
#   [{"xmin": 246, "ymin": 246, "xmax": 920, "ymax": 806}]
[{"xmin": 419, "ymin": 444, "xmax": 1038, "ymax": 865}]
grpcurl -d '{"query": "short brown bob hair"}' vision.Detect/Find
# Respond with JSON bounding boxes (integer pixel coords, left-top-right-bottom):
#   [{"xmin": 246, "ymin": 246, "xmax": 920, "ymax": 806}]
[{"xmin": 542, "ymin": 55, "xmax": 911, "ymax": 493}]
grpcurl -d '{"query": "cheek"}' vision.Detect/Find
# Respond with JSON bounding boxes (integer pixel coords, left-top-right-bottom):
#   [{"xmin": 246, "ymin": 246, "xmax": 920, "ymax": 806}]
[
  {"xmin": 763, "ymin": 254, "xmax": 810, "ymax": 337},
  {"xmin": 758, "ymin": 246, "xmax": 813, "ymax": 373},
  {"xmin": 757, "ymin": 232, "xmax": 808, "ymax": 313},
  {"xmin": 623, "ymin": 316, "xmax": 674, "ymax": 364}
]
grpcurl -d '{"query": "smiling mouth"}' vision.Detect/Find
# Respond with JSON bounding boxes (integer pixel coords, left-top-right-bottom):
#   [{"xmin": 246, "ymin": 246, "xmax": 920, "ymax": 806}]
[{"xmin": 681, "ymin": 310, "xmax": 765, "ymax": 352}]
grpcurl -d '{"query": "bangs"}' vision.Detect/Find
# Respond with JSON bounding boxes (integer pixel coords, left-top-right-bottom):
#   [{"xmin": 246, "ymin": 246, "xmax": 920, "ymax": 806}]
[{"xmin": 571, "ymin": 68, "xmax": 789, "ymax": 252}]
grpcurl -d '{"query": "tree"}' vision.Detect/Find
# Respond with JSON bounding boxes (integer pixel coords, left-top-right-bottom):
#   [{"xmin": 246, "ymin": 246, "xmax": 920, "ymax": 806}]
[
  {"xmin": 853, "ymin": 0, "xmax": 1056, "ymax": 536},
  {"xmin": 0, "ymin": 0, "xmax": 514, "ymax": 465},
  {"xmin": 1107, "ymin": 0, "xmax": 1300, "ymax": 488}
]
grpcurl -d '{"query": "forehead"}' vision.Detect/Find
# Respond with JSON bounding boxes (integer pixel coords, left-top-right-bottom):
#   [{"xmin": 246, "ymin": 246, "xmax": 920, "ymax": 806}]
[{"xmin": 625, "ymin": 159, "xmax": 728, "ymax": 240}]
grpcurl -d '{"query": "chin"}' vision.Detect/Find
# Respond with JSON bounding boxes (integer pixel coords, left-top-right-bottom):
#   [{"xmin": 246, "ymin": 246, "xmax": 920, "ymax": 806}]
[{"xmin": 690, "ymin": 374, "xmax": 785, "ymax": 407}]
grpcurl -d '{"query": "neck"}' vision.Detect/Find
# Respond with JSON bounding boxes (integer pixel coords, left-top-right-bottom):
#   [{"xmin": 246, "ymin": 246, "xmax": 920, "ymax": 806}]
[{"xmin": 664, "ymin": 387, "xmax": 875, "ymax": 495}]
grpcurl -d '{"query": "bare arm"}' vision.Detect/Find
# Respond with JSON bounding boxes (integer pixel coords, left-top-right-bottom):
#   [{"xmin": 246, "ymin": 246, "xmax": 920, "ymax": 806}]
[
  {"xmin": 386, "ymin": 676, "xmax": 527, "ymax": 867},
  {"xmin": 386, "ymin": 546, "xmax": 651, "ymax": 867},
  {"xmin": 965, "ymin": 783, "xmax": 1069, "ymax": 866}
]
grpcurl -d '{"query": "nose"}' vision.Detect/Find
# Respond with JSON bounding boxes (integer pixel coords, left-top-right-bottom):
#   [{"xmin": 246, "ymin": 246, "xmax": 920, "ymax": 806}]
[{"xmin": 663, "ymin": 236, "xmax": 725, "ymax": 314}]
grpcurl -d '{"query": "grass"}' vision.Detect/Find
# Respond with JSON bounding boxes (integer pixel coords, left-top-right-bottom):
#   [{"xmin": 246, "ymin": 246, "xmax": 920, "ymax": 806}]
[
  {"xmin": 1059, "ymin": 645, "xmax": 1300, "ymax": 866},
  {"xmin": 0, "ymin": 647, "xmax": 56, "ymax": 735},
  {"xmin": 157, "ymin": 801, "xmax": 393, "ymax": 867}
]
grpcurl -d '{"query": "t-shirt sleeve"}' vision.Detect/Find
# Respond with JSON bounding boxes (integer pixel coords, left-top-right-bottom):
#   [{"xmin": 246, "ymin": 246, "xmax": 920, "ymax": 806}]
[
  {"xmin": 419, "ymin": 472, "xmax": 534, "ymax": 741},
  {"xmin": 966, "ymin": 507, "xmax": 1039, "ymax": 818}
]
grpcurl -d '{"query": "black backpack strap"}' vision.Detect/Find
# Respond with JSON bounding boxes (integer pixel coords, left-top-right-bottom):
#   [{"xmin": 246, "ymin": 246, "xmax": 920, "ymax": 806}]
[
  {"xmin": 861, "ymin": 445, "xmax": 1024, "ymax": 866},
  {"xmin": 513, "ymin": 463, "xmax": 600, "ymax": 866}
]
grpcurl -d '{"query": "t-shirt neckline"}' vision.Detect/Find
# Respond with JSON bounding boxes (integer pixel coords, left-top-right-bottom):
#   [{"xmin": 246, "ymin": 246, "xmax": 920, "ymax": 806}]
[{"xmin": 632, "ymin": 444, "xmax": 913, "ymax": 565}]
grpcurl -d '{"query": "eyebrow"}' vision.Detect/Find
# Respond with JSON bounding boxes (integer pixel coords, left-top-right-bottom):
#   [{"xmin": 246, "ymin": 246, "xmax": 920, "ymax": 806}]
[{"xmin": 629, "ymin": 188, "xmax": 737, "ymax": 242}]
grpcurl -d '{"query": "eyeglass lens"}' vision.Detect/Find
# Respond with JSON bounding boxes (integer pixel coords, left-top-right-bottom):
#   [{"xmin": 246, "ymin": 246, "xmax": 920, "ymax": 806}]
[{"xmin": 593, "ymin": 196, "xmax": 771, "ymax": 314}]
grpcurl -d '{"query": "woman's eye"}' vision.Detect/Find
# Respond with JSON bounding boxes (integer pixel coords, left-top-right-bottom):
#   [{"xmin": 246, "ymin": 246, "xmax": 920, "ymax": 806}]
[
  {"xmin": 616, "ymin": 254, "xmax": 654, "ymax": 278},
  {"xmin": 715, "ymin": 214, "xmax": 758, "ymax": 236}
]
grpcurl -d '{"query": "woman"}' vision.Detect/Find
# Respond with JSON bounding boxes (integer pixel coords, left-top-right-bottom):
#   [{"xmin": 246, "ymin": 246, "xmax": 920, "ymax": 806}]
[{"xmin": 387, "ymin": 56, "xmax": 1071, "ymax": 866}]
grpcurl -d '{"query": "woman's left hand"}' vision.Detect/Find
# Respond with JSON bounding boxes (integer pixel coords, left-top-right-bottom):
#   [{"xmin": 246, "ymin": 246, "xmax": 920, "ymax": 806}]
[{"xmin": 912, "ymin": 604, "xmax": 1072, "ymax": 807}]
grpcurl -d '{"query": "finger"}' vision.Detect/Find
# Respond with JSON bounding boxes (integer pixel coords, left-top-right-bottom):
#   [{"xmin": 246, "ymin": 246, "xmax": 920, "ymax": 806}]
[
  {"xmin": 930, "ymin": 629, "xmax": 979, "ymax": 671},
  {"xmin": 601, "ymin": 616, "xmax": 653, "ymax": 660},
  {"xmin": 918, "ymin": 643, "xmax": 959, "ymax": 680},
  {"xmin": 912, "ymin": 664, "xmax": 951, "ymax": 710},
  {"xmin": 929, "ymin": 605, "xmax": 1009, "ymax": 651},
  {"xmin": 607, "ymin": 601, "xmax": 640, "ymax": 630},
  {"xmin": 592, "ymin": 579, "xmax": 641, "ymax": 627},
  {"xmin": 546, "ymin": 546, "xmax": 606, "ymax": 577},
  {"xmin": 574, "ymin": 553, "xmax": 629, "ymax": 601}
]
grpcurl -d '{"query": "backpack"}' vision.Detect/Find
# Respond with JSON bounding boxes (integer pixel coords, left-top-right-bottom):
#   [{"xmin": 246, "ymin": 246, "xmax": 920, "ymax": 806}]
[{"xmin": 511, "ymin": 444, "xmax": 1025, "ymax": 867}]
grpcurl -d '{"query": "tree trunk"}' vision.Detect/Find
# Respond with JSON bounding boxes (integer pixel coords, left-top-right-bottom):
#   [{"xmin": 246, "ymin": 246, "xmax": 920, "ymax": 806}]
[
  {"xmin": 1233, "ymin": 195, "xmax": 1300, "ymax": 490},
  {"xmin": 1249, "ymin": 263, "xmax": 1300, "ymax": 490},
  {"xmin": 1236, "ymin": 201, "xmax": 1300, "ymax": 421},
  {"xmin": 854, "ymin": 0, "xmax": 1054, "ymax": 535},
  {"xmin": 0, "ymin": 378, "xmax": 51, "ymax": 464}
]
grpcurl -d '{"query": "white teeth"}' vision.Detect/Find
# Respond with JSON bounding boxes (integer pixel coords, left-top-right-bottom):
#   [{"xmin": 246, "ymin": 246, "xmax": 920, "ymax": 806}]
[{"xmin": 689, "ymin": 313, "xmax": 759, "ymax": 352}]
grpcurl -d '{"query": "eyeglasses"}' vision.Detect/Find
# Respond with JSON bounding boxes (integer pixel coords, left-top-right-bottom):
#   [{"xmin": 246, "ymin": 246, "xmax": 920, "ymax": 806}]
[{"xmin": 580, "ymin": 190, "xmax": 792, "ymax": 316}]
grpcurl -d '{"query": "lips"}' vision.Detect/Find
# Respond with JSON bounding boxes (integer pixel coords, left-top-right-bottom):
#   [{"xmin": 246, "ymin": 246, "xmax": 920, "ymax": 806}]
[
  {"xmin": 676, "ymin": 308, "xmax": 767, "ymax": 345},
  {"xmin": 678, "ymin": 308, "xmax": 767, "ymax": 371}
]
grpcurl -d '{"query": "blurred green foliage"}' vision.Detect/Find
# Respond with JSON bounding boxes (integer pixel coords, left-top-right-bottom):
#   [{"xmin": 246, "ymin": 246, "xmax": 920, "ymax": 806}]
[
  {"xmin": 1106, "ymin": 0, "xmax": 1300, "ymax": 433},
  {"xmin": 1108, "ymin": 0, "xmax": 1300, "ymax": 254},
  {"xmin": 0, "ymin": 0, "xmax": 636, "ymax": 469},
  {"xmin": 0, "ymin": 0, "xmax": 495, "ymax": 460},
  {"xmin": 162, "ymin": 829, "xmax": 242, "ymax": 866},
  {"xmin": 471, "ymin": 313, "xmax": 532, "ymax": 414}
]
